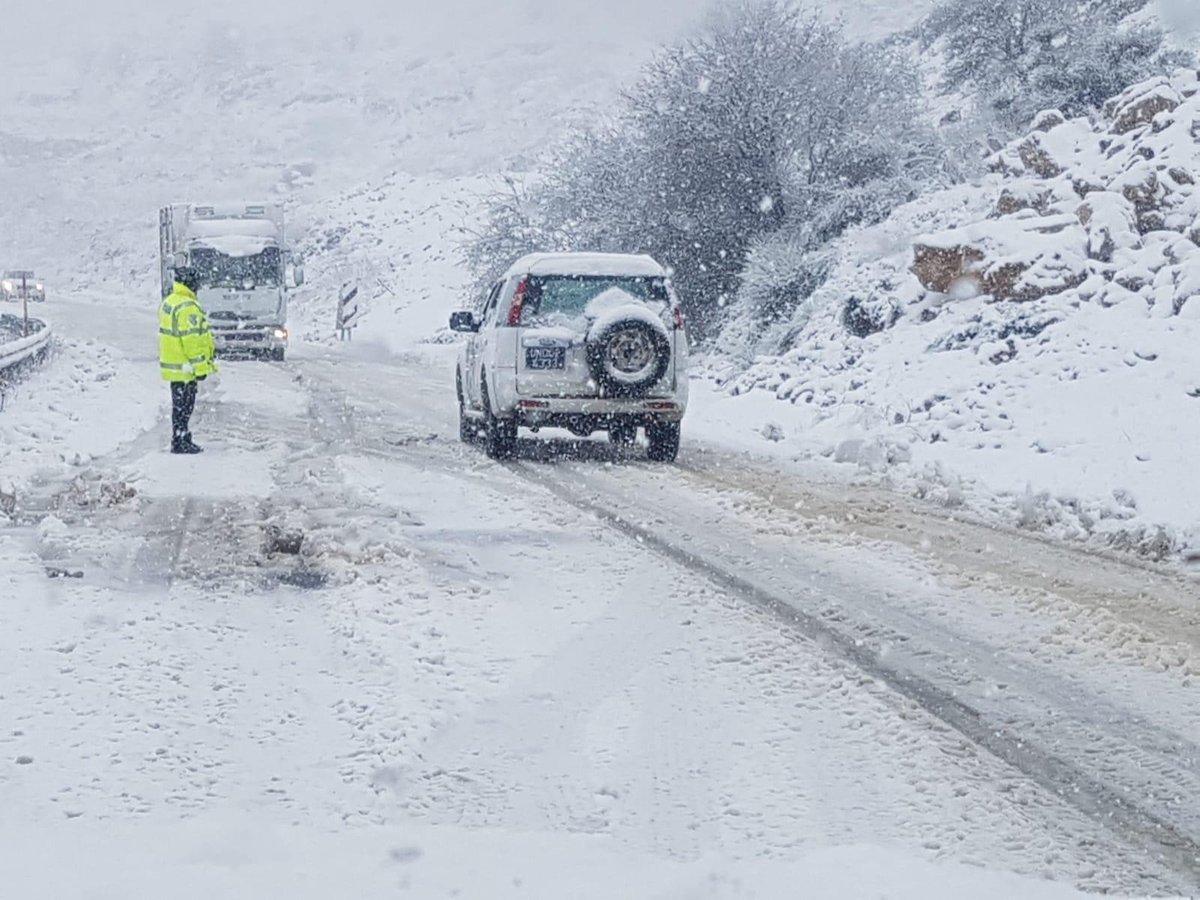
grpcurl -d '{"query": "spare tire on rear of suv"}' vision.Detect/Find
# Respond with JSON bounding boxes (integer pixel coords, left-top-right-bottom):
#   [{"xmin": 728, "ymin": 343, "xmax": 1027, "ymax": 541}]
[{"xmin": 586, "ymin": 317, "xmax": 672, "ymax": 398}]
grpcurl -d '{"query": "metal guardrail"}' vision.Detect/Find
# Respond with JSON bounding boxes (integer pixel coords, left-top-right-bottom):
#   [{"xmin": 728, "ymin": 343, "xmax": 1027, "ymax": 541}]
[{"xmin": 0, "ymin": 314, "xmax": 52, "ymax": 409}]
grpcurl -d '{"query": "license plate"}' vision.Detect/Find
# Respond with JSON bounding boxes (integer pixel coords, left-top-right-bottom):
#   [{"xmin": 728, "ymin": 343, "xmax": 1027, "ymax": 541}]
[{"xmin": 525, "ymin": 347, "xmax": 566, "ymax": 370}]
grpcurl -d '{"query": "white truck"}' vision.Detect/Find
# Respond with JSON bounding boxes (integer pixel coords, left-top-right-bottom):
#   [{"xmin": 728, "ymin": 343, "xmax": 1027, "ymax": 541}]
[{"xmin": 159, "ymin": 203, "xmax": 303, "ymax": 361}]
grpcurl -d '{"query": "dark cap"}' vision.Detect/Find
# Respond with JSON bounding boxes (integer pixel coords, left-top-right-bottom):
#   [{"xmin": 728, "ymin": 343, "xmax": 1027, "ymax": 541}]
[{"xmin": 174, "ymin": 267, "xmax": 203, "ymax": 292}]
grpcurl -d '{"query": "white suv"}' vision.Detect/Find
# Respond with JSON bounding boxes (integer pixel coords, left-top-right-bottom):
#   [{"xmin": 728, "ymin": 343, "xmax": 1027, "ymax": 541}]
[{"xmin": 451, "ymin": 253, "xmax": 689, "ymax": 461}]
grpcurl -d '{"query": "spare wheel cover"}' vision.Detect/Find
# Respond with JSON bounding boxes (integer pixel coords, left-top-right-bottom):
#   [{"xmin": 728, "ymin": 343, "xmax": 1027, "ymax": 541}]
[{"xmin": 588, "ymin": 319, "xmax": 671, "ymax": 396}]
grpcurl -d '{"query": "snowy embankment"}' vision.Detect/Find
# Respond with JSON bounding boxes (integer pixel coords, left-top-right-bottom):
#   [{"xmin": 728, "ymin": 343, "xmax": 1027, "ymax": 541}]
[
  {"xmin": 0, "ymin": 297, "xmax": 161, "ymax": 511},
  {"xmin": 713, "ymin": 70, "xmax": 1200, "ymax": 560}
]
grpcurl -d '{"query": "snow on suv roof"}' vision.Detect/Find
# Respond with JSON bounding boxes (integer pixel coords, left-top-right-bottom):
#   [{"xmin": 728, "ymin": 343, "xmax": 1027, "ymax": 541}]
[{"xmin": 503, "ymin": 252, "xmax": 667, "ymax": 279}]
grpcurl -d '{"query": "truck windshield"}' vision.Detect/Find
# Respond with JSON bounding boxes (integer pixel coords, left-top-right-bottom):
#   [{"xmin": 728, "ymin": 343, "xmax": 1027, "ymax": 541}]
[{"xmin": 191, "ymin": 247, "xmax": 282, "ymax": 289}]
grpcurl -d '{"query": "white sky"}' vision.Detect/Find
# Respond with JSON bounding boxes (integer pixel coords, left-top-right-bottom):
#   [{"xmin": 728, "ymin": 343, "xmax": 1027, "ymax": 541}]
[{"xmin": 3, "ymin": 0, "xmax": 938, "ymax": 56}]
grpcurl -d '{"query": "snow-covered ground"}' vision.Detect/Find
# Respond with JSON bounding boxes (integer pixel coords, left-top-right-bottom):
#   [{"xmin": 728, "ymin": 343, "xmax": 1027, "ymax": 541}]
[
  {"xmin": 2, "ymin": 291, "xmax": 1197, "ymax": 897},
  {"xmin": 3, "ymin": 1, "xmax": 1200, "ymax": 897},
  {"xmin": 4, "ymin": 821, "xmax": 1131, "ymax": 900}
]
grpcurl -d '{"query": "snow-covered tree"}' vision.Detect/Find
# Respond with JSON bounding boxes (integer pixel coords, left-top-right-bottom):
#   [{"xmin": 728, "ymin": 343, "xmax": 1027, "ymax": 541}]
[
  {"xmin": 463, "ymin": 1, "xmax": 942, "ymax": 339},
  {"xmin": 924, "ymin": 0, "xmax": 1188, "ymax": 130}
]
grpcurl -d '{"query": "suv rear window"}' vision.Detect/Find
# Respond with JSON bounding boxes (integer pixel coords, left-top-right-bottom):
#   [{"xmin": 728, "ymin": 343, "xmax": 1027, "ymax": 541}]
[{"xmin": 520, "ymin": 275, "xmax": 669, "ymax": 327}]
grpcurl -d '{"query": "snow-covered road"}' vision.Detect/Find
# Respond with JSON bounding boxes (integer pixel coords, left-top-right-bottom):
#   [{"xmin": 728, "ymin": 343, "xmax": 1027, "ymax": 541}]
[{"xmin": 1, "ymin": 295, "xmax": 1197, "ymax": 897}]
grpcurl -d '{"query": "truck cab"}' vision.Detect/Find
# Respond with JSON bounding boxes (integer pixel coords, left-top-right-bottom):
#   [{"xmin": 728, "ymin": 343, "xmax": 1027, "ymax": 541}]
[{"xmin": 159, "ymin": 203, "xmax": 303, "ymax": 361}]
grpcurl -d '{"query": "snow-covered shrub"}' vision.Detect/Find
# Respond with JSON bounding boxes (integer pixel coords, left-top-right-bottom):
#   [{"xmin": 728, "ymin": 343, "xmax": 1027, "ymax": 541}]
[
  {"xmin": 460, "ymin": 174, "xmax": 561, "ymax": 299},
  {"xmin": 842, "ymin": 293, "xmax": 904, "ymax": 339}
]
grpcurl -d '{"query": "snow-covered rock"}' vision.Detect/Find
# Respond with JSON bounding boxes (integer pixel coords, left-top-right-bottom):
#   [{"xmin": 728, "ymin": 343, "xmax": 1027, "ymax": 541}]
[{"xmin": 913, "ymin": 213, "xmax": 1088, "ymax": 301}]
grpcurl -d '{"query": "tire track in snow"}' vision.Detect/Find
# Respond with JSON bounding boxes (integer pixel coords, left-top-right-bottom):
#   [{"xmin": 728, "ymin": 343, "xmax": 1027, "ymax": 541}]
[
  {"xmin": 292, "ymin": 355, "xmax": 1194, "ymax": 889},
  {"xmin": 511, "ymin": 459, "xmax": 1200, "ymax": 888}
]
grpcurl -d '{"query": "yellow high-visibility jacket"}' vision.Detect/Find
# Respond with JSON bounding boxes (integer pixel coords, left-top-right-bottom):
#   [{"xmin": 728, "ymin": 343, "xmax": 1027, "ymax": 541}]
[{"xmin": 159, "ymin": 283, "xmax": 217, "ymax": 383}]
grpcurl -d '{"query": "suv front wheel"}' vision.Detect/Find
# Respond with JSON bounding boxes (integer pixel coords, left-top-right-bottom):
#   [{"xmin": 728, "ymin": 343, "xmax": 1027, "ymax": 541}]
[{"xmin": 457, "ymin": 370, "xmax": 477, "ymax": 444}]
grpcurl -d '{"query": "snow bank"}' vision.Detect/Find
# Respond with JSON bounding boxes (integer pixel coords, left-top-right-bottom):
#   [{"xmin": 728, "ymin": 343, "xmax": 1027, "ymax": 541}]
[
  {"xmin": 716, "ymin": 69, "xmax": 1200, "ymax": 558},
  {"xmin": 187, "ymin": 218, "xmax": 281, "ymax": 259},
  {"xmin": 504, "ymin": 252, "xmax": 667, "ymax": 279},
  {"xmin": 0, "ymin": 299, "xmax": 161, "ymax": 496},
  {"xmin": 586, "ymin": 289, "xmax": 671, "ymax": 337}
]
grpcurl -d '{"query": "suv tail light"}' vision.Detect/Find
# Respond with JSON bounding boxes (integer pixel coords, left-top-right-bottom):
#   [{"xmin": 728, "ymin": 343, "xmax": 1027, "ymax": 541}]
[
  {"xmin": 506, "ymin": 277, "xmax": 529, "ymax": 327},
  {"xmin": 671, "ymin": 305, "xmax": 686, "ymax": 331}
]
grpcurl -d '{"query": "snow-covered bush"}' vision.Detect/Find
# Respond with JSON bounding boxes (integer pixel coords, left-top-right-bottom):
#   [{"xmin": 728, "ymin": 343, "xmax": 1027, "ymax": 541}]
[
  {"xmin": 922, "ymin": 0, "xmax": 1190, "ymax": 133},
  {"xmin": 463, "ymin": 1, "xmax": 942, "ymax": 339}
]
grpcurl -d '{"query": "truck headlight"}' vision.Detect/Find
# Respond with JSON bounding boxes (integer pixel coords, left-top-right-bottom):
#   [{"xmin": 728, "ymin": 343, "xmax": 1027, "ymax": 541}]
[
  {"xmin": 1, "ymin": 281, "xmax": 12, "ymax": 291},
  {"xmin": 273, "ymin": 328, "xmax": 288, "ymax": 340}
]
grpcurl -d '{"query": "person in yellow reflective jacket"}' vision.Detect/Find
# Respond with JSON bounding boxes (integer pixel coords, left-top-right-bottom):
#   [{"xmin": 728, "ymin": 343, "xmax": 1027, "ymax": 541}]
[{"xmin": 159, "ymin": 267, "xmax": 217, "ymax": 454}]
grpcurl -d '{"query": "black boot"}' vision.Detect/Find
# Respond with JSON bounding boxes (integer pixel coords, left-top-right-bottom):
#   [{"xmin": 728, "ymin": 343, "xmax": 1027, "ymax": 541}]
[{"xmin": 172, "ymin": 433, "xmax": 202, "ymax": 455}]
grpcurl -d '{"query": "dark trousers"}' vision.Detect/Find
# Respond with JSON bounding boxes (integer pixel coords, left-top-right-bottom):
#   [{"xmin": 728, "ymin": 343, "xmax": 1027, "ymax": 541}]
[{"xmin": 170, "ymin": 380, "xmax": 198, "ymax": 440}]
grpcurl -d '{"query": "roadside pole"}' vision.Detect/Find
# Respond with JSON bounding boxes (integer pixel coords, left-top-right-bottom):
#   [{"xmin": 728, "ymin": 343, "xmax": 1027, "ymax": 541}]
[
  {"xmin": 11, "ymin": 270, "xmax": 34, "ymax": 337},
  {"xmin": 337, "ymin": 283, "xmax": 360, "ymax": 341}
]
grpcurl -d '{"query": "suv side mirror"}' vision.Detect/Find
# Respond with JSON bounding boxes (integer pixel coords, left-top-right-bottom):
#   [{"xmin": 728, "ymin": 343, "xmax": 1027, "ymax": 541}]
[{"xmin": 449, "ymin": 311, "xmax": 479, "ymax": 333}]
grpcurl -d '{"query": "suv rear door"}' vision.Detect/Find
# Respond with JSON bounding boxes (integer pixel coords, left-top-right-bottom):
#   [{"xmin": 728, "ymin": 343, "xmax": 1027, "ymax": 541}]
[{"xmin": 514, "ymin": 274, "xmax": 675, "ymax": 398}]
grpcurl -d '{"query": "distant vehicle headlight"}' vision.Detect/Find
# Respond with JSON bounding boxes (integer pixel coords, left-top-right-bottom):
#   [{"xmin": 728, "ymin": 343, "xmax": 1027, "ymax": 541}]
[
  {"xmin": 1, "ymin": 281, "xmax": 12, "ymax": 291},
  {"xmin": 35, "ymin": 283, "xmax": 44, "ymax": 291},
  {"xmin": 273, "ymin": 328, "xmax": 288, "ymax": 340}
]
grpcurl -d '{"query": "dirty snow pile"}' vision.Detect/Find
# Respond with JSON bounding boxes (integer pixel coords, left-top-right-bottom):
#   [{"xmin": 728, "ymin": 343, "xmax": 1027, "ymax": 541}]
[{"xmin": 716, "ymin": 70, "xmax": 1200, "ymax": 558}]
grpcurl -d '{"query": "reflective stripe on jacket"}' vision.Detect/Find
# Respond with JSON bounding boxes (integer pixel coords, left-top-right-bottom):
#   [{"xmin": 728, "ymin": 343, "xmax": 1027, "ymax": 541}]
[{"xmin": 159, "ymin": 283, "xmax": 217, "ymax": 383}]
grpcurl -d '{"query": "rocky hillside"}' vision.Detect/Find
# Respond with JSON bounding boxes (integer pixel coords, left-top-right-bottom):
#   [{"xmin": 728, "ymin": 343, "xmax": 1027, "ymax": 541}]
[
  {"xmin": 915, "ymin": 71, "xmax": 1200, "ymax": 309},
  {"xmin": 721, "ymin": 69, "xmax": 1200, "ymax": 558}
]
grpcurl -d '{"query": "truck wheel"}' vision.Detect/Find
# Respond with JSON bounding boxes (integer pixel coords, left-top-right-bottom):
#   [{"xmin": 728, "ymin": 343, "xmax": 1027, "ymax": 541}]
[
  {"xmin": 481, "ymin": 379, "xmax": 517, "ymax": 460},
  {"xmin": 271, "ymin": 347, "xmax": 286, "ymax": 362},
  {"xmin": 646, "ymin": 421, "xmax": 680, "ymax": 463}
]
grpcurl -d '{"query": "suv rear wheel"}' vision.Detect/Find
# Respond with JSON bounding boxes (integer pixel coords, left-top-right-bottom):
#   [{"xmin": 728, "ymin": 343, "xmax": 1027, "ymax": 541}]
[
  {"xmin": 646, "ymin": 421, "xmax": 680, "ymax": 463},
  {"xmin": 609, "ymin": 420, "xmax": 637, "ymax": 446},
  {"xmin": 481, "ymin": 377, "xmax": 517, "ymax": 460}
]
